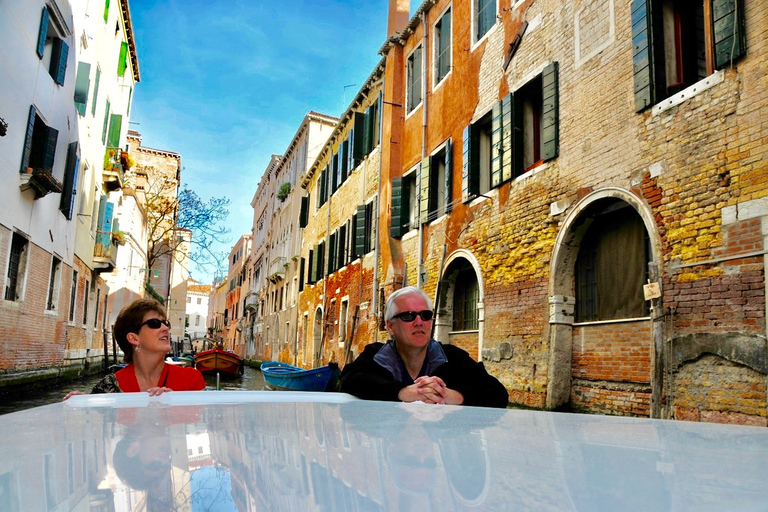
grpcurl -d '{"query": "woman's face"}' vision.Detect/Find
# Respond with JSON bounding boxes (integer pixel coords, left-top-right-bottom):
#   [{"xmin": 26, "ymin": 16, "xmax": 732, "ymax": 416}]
[{"xmin": 136, "ymin": 311, "xmax": 172, "ymax": 354}]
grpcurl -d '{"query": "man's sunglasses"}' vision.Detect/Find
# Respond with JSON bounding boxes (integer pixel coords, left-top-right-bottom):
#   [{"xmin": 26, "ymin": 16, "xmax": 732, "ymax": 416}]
[
  {"xmin": 392, "ymin": 310, "xmax": 434, "ymax": 322},
  {"xmin": 140, "ymin": 318, "xmax": 171, "ymax": 329}
]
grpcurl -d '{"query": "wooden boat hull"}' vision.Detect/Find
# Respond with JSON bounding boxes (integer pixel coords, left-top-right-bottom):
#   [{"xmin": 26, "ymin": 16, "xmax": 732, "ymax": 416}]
[
  {"xmin": 195, "ymin": 349, "xmax": 243, "ymax": 377},
  {"xmin": 261, "ymin": 361, "xmax": 340, "ymax": 392}
]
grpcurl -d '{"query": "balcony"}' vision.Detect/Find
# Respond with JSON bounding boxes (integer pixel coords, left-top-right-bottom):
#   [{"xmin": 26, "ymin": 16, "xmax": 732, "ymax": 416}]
[
  {"xmin": 267, "ymin": 257, "xmax": 287, "ymax": 283},
  {"xmin": 19, "ymin": 167, "xmax": 63, "ymax": 199},
  {"xmin": 93, "ymin": 230, "xmax": 118, "ymax": 272},
  {"xmin": 102, "ymin": 147, "xmax": 125, "ymax": 191},
  {"xmin": 244, "ymin": 291, "xmax": 259, "ymax": 312}
]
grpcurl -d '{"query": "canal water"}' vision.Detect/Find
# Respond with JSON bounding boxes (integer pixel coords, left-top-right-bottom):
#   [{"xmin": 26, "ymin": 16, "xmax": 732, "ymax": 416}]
[{"xmin": 0, "ymin": 365, "xmax": 267, "ymax": 416}]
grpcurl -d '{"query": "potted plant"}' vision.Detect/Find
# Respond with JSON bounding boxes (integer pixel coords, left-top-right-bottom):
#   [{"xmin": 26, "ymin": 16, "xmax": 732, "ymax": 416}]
[
  {"xmin": 112, "ymin": 230, "xmax": 126, "ymax": 245},
  {"xmin": 277, "ymin": 182, "xmax": 291, "ymax": 202}
]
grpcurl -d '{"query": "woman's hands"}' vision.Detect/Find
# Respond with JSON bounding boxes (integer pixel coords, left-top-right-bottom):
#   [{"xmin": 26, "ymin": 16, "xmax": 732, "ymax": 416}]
[
  {"xmin": 63, "ymin": 390, "xmax": 85, "ymax": 401},
  {"xmin": 397, "ymin": 376, "xmax": 464, "ymax": 405}
]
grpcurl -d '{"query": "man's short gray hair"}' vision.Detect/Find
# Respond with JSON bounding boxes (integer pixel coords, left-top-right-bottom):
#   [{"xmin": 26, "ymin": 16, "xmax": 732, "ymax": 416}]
[{"xmin": 385, "ymin": 286, "xmax": 434, "ymax": 322}]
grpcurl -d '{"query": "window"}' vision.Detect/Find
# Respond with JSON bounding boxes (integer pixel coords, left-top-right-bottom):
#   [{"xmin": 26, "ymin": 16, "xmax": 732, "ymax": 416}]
[
  {"xmin": 94, "ymin": 288, "xmax": 100, "ymax": 328},
  {"xmin": 406, "ymin": 45, "xmax": 422, "ymax": 113},
  {"xmin": 462, "ymin": 63, "xmax": 559, "ymax": 202},
  {"xmin": 197, "ymin": 297, "xmax": 201, "ymax": 305},
  {"xmin": 82, "ymin": 278, "xmax": 90, "ymax": 325},
  {"xmin": 186, "ymin": 297, "xmax": 191, "ymax": 303},
  {"xmin": 434, "ymin": 7, "xmax": 452, "ymax": 86},
  {"xmin": 69, "ymin": 270, "xmax": 78, "ymax": 322},
  {"xmin": 391, "ymin": 169, "xmax": 417, "ymax": 237},
  {"xmin": 453, "ymin": 266, "xmax": 479, "ymax": 331},
  {"xmin": 46, "ymin": 257, "xmax": 62, "ymax": 311},
  {"xmin": 5, "ymin": 233, "xmax": 29, "ymax": 302},
  {"xmin": 91, "ymin": 66, "xmax": 101, "ymax": 116},
  {"xmin": 474, "ymin": 0, "xmax": 496, "ymax": 43},
  {"xmin": 340, "ymin": 299, "xmax": 349, "ymax": 342},
  {"xmin": 20, "ymin": 105, "xmax": 58, "ymax": 174},
  {"xmin": 632, "ymin": 0, "xmax": 746, "ymax": 112},
  {"xmin": 117, "ymin": 41, "xmax": 128, "ymax": 77},
  {"xmin": 59, "ymin": 142, "xmax": 80, "ymax": 219},
  {"xmin": 101, "ymin": 99, "xmax": 110, "ymax": 144},
  {"xmin": 354, "ymin": 201, "xmax": 375, "ymax": 256},
  {"xmin": 36, "ymin": 7, "xmax": 69, "ymax": 86},
  {"xmin": 420, "ymin": 141, "xmax": 453, "ymax": 223},
  {"xmin": 364, "ymin": 93, "xmax": 382, "ymax": 155},
  {"xmin": 575, "ymin": 202, "xmax": 650, "ymax": 322}
]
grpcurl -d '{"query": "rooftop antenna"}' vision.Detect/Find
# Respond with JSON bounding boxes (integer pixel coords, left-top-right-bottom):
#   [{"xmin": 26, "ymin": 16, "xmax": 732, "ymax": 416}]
[{"xmin": 342, "ymin": 84, "xmax": 357, "ymax": 111}]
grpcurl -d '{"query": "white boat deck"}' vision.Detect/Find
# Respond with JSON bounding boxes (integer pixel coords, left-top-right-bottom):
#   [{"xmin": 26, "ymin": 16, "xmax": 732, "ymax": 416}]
[{"xmin": 1, "ymin": 391, "xmax": 767, "ymax": 511}]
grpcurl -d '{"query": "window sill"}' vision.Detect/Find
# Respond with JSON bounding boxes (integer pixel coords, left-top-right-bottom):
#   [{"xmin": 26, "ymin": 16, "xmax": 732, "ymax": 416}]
[
  {"xmin": 515, "ymin": 161, "xmax": 550, "ymax": 183},
  {"xmin": 401, "ymin": 229, "xmax": 418, "ymax": 241},
  {"xmin": 404, "ymin": 103, "xmax": 422, "ymax": 121},
  {"xmin": 471, "ymin": 22, "xmax": 498, "ymax": 52},
  {"xmin": 449, "ymin": 329, "xmax": 480, "ymax": 335},
  {"xmin": 572, "ymin": 316, "xmax": 651, "ymax": 327},
  {"xmin": 651, "ymin": 70, "xmax": 724, "ymax": 117}
]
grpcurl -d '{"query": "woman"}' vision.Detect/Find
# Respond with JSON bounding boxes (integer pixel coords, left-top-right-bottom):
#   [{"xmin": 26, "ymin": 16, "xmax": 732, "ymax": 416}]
[{"xmin": 64, "ymin": 299, "xmax": 205, "ymax": 398}]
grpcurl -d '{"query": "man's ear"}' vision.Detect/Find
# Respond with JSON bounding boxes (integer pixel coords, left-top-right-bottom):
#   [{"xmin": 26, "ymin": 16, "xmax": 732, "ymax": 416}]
[{"xmin": 385, "ymin": 320, "xmax": 394, "ymax": 337}]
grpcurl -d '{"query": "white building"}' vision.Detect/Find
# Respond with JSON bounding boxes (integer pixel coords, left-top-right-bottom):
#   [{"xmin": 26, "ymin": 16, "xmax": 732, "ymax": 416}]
[{"xmin": 186, "ymin": 279, "xmax": 211, "ymax": 343}]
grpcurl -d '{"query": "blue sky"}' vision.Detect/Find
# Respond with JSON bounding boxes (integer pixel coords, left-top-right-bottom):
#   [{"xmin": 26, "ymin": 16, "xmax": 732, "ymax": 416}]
[{"xmin": 128, "ymin": 0, "xmax": 406, "ymax": 283}]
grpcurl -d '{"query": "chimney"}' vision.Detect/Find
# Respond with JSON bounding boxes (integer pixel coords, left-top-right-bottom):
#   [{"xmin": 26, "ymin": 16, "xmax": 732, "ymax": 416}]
[{"xmin": 387, "ymin": 0, "xmax": 409, "ymax": 37}]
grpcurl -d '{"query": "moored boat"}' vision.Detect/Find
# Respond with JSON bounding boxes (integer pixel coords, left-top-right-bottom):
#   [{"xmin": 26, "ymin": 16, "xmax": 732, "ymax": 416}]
[
  {"xmin": 195, "ymin": 349, "xmax": 243, "ymax": 377},
  {"xmin": 165, "ymin": 354, "xmax": 195, "ymax": 367},
  {"xmin": 261, "ymin": 361, "xmax": 340, "ymax": 391}
]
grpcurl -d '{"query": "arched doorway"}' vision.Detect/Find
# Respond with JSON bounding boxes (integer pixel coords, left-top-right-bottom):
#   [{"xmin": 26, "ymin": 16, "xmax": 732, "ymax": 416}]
[
  {"xmin": 548, "ymin": 188, "xmax": 662, "ymax": 416},
  {"xmin": 436, "ymin": 251, "xmax": 485, "ymax": 361}
]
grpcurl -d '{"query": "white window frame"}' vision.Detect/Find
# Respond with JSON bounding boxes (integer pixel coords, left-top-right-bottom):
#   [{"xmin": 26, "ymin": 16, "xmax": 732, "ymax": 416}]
[{"xmin": 433, "ymin": 4, "xmax": 453, "ymax": 90}]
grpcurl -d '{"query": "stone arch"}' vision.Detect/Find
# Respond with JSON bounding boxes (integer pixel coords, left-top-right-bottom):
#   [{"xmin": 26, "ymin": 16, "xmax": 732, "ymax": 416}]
[
  {"xmin": 547, "ymin": 187, "xmax": 662, "ymax": 412},
  {"xmin": 436, "ymin": 249, "xmax": 486, "ymax": 361}
]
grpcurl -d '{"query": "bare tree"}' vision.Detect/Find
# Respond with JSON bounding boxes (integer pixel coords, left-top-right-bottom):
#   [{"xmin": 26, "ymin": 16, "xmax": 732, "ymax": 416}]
[{"xmin": 144, "ymin": 181, "xmax": 231, "ymax": 282}]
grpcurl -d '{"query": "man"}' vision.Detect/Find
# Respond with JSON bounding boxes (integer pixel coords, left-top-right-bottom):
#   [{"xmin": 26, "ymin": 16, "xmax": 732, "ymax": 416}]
[{"xmin": 340, "ymin": 286, "xmax": 509, "ymax": 408}]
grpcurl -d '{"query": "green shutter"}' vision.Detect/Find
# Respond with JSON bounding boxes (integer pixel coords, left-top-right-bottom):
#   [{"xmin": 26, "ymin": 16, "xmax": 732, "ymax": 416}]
[
  {"xmin": 712, "ymin": 0, "xmax": 746, "ymax": 69},
  {"xmin": 20, "ymin": 106, "xmax": 37, "ymax": 172},
  {"xmin": 50, "ymin": 38, "xmax": 69, "ymax": 85},
  {"xmin": 391, "ymin": 177, "xmax": 406, "ymax": 238},
  {"xmin": 60, "ymin": 142, "xmax": 80, "ymax": 219},
  {"xmin": 511, "ymin": 93, "xmax": 524, "ymax": 178},
  {"xmin": 43, "ymin": 125, "xmax": 59, "ymax": 170},
  {"xmin": 318, "ymin": 241, "xmax": 326, "ymax": 279},
  {"xmin": 363, "ymin": 106, "xmax": 373, "ymax": 155},
  {"xmin": 117, "ymin": 42, "xmax": 128, "ymax": 77},
  {"xmin": 491, "ymin": 101, "xmax": 503, "ymax": 188},
  {"xmin": 310, "ymin": 246, "xmax": 318, "ymax": 283},
  {"xmin": 328, "ymin": 233, "xmax": 337, "ymax": 274},
  {"xmin": 37, "ymin": 8, "xmax": 49, "ymax": 58},
  {"xmin": 541, "ymin": 62, "xmax": 559, "ymax": 161},
  {"xmin": 340, "ymin": 139, "xmax": 349, "ymax": 184},
  {"xmin": 331, "ymin": 153, "xmax": 339, "ymax": 194},
  {"xmin": 355, "ymin": 204, "xmax": 367, "ymax": 256},
  {"xmin": 444, "ymin": 139, "xmax": 453, "ymax": 214},
  {"xmin": 103, "ymin": 0, "xmax": 110, "ymax": 22},
  {"xmin": 299, "ymin": 196, "xmax": 309, "ymax": 228},
  {"xmin": 299, "ymin": 258, "xmax": 305, "ymax": 291},
  {"xmin": 631, "ymin": 0, "xmax": 665, "ymax": 112},
  {"xmin": 102, "ymin": 99, "xmax": 110, "ymax": 143},
  {"xmin": 91, "ymin": 67, "xmax": 101, "ymax": 116},
  {"xmin": 353, "ymin": 112, "xmax": 365, "ymax": 162},
  {"xmin": 107, "ymin": 114, "xmax": 122, "ymax": 148},
  {"xmin": 74, "ymin": 62, "xmax": 92, "ymax": 116},
  {"xmin": 307, "ymin": 250, "xmax": 315, "ymax": 284},
  {"xmin": 419, "ymin": 157, "xmax": 430, "ymax": 224},
  {"xmin": 500, "ymin": 94, "xmax": 512, "ymax": 182},
  {"xmin": 461, "ymin": 125, "xmax": 479, "ymax": 203}
]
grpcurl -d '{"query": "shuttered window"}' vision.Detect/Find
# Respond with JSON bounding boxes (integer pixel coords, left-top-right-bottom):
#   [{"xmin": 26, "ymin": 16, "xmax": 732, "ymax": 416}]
[
  {"xmin": 20, "ymin": 105, "xmax": 58, "ymax": 173},
  {"xmin": 91, "ymin": 67, "xmax": 101, "ymax": 116},
  {"xmin": 50, "ymin": 38, "xmax": 69, "ymax": 85},
  {"xmin": 406, "ymin": 46, "xmax": 422, "ymax": 113},
  {"xmin": 37, "ymin": 7, "xmax": 49, "ymax": 58},
  {"xmin": 117, "ymin": 42, "xmax": 128, "ymax": 77},
  {"xmin": 351, "ymin": 112, "xmax": 365, "ymax": 164},
  {"xmin": 434, "ymin": 8, "xmax": 452, "ymax": 85},
  {"xmin": 475, "ymin": 0, "xmax": 496, "ymax": 42},
  {"xmin": 74, "ymin": 62, "xmax": 91, "ymax": 115},
  {"xmin": 101, "ymin": 99, "xmax": 110, "ymax": 143},
  {"xmin": 299, "ymin": 196, "xmax": 309, "ymax": 228},
  {"xmin": 391, "ymin": 177, "xmax": 407, "ymax": 238},
  {"xmin": 632, "ymin": 0, "xmax": 745, "ymax": 112},
  {"xmin": 59, "ymin": 142, "xmax": 80, "ymax": 219}
]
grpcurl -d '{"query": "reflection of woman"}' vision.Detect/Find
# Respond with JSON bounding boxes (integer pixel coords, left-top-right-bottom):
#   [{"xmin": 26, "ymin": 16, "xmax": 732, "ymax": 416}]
[{"xmin": 65, "ymin": 299, "xmax": 205, "ymax": 399}]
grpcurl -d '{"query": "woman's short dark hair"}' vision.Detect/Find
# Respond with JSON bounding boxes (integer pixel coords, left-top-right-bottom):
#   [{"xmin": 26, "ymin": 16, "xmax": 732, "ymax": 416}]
[{"xmin": 114, "ymin": 299, "xmax": 167, "ymax": 363}]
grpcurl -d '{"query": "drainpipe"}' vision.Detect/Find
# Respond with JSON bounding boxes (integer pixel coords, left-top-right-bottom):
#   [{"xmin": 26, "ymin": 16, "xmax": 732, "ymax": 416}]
[
  {"xmin": 417, "ymin": 12, "xmax": 428, "ymax": 288},
  {"xmin": 373, "ymin": 76, "xmax": 385, "ymax": 329}
]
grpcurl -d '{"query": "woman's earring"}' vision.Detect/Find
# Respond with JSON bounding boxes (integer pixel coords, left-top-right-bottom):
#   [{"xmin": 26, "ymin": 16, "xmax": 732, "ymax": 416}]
[{"xmin": 135, "ymin": 344, "xmax": 141, "ymax": 354}]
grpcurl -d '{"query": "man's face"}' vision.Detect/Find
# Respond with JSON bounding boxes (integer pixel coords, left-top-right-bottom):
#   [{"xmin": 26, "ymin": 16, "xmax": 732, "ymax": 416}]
[{"xmin": 386, "ymin": 293, "xmax": 433, "ymax": 350}]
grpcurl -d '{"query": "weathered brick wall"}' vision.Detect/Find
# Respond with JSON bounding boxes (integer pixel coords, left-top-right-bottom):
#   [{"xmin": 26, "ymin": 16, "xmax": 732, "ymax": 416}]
[
  {"xmin": 572, "ymin": 322, "xmax": 651, "ymax": 383},
  {"xmin": 672, "ymin": 354, "xmax": 767, "ymax": 426}
]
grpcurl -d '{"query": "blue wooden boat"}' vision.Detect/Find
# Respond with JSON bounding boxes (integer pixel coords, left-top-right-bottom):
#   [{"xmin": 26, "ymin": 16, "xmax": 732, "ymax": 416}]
[{"xmin": 261, "ymin": 361, "xmax": 340, "ymax": 391}]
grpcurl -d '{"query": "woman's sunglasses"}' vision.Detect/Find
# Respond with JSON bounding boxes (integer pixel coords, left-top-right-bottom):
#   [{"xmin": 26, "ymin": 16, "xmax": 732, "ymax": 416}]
[
  {"xmin": 140, "ymin": 318, "xmax": 171, "ymax": 329},
  {"xmin": 392, "ymin": 310, "xmax": 434, "ymax": 322}
]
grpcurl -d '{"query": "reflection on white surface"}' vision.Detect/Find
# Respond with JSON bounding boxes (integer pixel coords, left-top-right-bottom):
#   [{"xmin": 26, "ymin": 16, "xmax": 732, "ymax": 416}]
[{"xmin": 1, "ymin": 391, "xmax": 768, "ymax": 511}]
